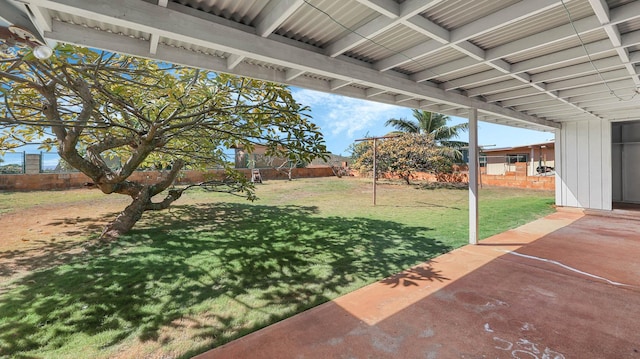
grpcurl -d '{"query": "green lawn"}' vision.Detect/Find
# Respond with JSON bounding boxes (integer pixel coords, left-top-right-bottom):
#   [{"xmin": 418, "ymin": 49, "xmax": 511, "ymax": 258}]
[{"xmin": 0, "ymin": 177, "xmax": 554, "ymax": 358}]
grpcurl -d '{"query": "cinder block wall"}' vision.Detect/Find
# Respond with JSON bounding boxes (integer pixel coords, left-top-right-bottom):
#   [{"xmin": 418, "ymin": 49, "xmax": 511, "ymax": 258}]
[
  {"xmin": 481, "ymin": 174, "xmax": 555, "ymax": 191},
  {"xmin": 0, "ymin": 168, "xmax": 335, "ymax": 191}
]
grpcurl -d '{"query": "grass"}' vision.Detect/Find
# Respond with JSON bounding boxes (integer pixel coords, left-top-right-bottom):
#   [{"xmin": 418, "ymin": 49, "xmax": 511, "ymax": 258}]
[
  {"xmin": 0, "ymin": 177, "xmax": 555, "ymax": 358},
  {"xmin": 0, "ymin": 189, "xmax": 108, "ymax": 215}
]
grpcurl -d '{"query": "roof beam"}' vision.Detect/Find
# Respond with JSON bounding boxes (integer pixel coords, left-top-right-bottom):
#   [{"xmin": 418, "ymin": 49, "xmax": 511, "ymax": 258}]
[
  {"xmin": 588, "ymin": 0, "xmax": 640, "ymax": 86},
  {"xmin": 0, "ymin": 0, "xmax": 47, "ymax": 42},
  {"xmin": 530, "ymin": 56, "xmax": 625, "ymax": 83},
  {"xmin": 546, "ymin": 68, "xmax": 632, "ymax": 91},
  {"xmin": 36, "ymin": 1, "xmax": 558, "ymax": 129},
  {"xmin": 254, "ymin": 0, "xmax": 303, "ymax": 37},
  {"xmin": 353, "ymin": 0, "xmax": 400, "ymax": 19},
  {"xmin": 557, "ymin": 79, "xmax": 635, "ymax": 98},
  {"xmin": 325, "ymin": 0, "xmax": 441, "ymax": 57},
  {"xmin": 441, "ymin": 70, "xmax": 509, "ymax": 91},
  {"xmin": 413, "ymin": 1, "xmax": 640, "ymax": 92},
  {"xmin": 372, "ymin": 0, "xmax": 560, "ymax": 71},
  {"xmin": 500, "ymin": 94, "xmax": 558, "ymax": 107},
  {"xmin": 226, "ymin": 54, "xmax": 245, "ymax": 70},
  {"xmin": 148, "ymin": 0, "xmax": 169, "ymax": 54}
]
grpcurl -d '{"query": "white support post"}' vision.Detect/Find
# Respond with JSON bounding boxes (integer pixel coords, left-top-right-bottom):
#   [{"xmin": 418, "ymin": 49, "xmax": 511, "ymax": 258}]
[
  {"xmin": 554, "ymin": 127, "xmax": 563, "ymax": 207},
  {"xmin": 469, "ymin": 108, "xmax": 479, "ymax": 245}
]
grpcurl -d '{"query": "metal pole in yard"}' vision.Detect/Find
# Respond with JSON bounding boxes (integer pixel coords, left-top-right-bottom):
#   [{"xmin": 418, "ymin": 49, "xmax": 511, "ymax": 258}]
[
  {"xmin": 373, "ymin": 138, "xmax": 377, "ymax": 206},
  {"xmin": 354, "ymin": 135, "xmax": 400, "ymax": 206}
]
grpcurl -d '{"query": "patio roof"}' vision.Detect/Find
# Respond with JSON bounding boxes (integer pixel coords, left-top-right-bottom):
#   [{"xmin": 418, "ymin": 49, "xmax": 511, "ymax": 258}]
[{"xmin": 4, "ymin": 0, "xmax": 640, "ymax": 132}]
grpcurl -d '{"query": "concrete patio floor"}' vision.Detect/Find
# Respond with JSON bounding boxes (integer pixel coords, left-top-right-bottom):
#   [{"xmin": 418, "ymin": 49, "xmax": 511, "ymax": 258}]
[{"xmin": 195, "ymin": 209, "xmax": 640, "ymax": 359}]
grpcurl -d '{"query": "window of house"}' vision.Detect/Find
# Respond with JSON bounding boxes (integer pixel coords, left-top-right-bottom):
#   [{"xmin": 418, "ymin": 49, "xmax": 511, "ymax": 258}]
[{"xmin": 506, "ymin": 154, "xmax": 528, "ymax": 163}]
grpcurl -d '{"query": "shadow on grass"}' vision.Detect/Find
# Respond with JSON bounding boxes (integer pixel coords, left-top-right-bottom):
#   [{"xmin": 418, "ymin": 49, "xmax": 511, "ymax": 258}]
[
  {"xmin": 0, "ymin": 202, "xmax": 452, "ymax": 358},
  {"xmin": 415, "ymin": 182, "xmax": 468, "ymax": 190}
]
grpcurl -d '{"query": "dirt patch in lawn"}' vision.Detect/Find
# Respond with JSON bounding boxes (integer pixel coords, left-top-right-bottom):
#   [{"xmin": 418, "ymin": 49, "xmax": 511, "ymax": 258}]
[{"xmin": 0, "ymin": 190, "xmax": 128, "ymax": 282}]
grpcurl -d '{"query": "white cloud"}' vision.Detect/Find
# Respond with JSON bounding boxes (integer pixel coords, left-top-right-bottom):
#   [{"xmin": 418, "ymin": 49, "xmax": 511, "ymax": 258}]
[{"xmin": 293, "ymin": 88, "xmax": 406, "ymax": 138}]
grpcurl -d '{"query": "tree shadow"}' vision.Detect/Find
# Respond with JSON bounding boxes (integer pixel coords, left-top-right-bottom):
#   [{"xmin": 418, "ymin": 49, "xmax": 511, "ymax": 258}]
[
  {"xmin": 0, "ymin": 202, "xmax": 452, "ymax": 357},
  {"xmin": 381, "ymin": 263, "xmax": 449, "ymax": 288}
]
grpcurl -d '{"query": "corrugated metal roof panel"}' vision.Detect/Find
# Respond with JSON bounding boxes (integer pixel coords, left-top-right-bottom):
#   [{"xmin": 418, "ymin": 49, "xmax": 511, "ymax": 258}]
[
  {"xmin": 50, "ymin": 10, "xmax": 151, "ymax": 40},
  {"xmin": 275, "ymin": 0, "xmax": 379, "ymax": 48},
  {"xmin": 608, "ymin": 0, "xmax": 637, "ymax": 9},
  {"xmin": 423, "ymin": 0, "xmax": 520, "ymax": 30},
  {"xmin": 618, "ymin": 17, "xmax": 640, "ymax": 34},
  {"xmin": 162, "ymin": 37, "xmax": 228, "ymax": 57},
  {"xmin": 242, "ymin": 58, "xmax": 288, "ymax": 72},
  {"xmin": 526, "ymin": 49, "xmax": 619, "ymax": 74},
  {"xmin": 504, "ymin": 29, "xmax": 609, "ymax": 64},
  {"xmin": 436, "ymin": 64, "xmax": 496, "ymax": 83},
  {"xmin": 172, "ymin": 0, "xmax": 268, "ymax": 25},
  {"xmin": 396, "ymin": 47, "xmax": 465, "ymax": 74},
  {"xmin": 348, "ymin": 24, "xmax": 430, "ymax": 62},
  {"xmin": 471, "ymin": 0, "xmax": 595, "ymax": 50}
]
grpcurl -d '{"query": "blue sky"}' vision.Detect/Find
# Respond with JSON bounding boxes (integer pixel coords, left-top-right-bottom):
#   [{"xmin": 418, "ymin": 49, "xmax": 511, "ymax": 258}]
[{"xmin": 292, "ymin": 88, "xmax": 554, "ymax": 155}]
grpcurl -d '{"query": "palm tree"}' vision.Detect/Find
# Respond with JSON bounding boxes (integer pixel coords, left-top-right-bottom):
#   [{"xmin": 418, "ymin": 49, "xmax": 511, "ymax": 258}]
[{"xmin": 385, "ymin": 109, "xmax": 469, "ymax": 160}]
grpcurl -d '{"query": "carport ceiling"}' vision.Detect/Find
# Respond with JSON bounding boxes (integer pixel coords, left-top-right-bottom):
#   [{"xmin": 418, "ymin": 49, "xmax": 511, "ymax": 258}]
[{"xmin": 11, "ymin": 0, "xmax": 640, "ymax": 131}]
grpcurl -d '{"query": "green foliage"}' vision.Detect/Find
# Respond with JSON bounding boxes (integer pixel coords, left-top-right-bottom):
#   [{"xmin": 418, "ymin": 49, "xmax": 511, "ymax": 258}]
[
  {"xmin": 0, "ymin": 44, "xmax": 326, "ymax": 236},
  {"xmin": 351, "ymin": 133, "xmax": 455, "ymax": 184},
  {"xmin": 385, "ymin": 109, "xmax": 468, "ymax": 161},
  {"xmin": 0, "ymin": 45, "xmax": 325, "ymax": 172}
]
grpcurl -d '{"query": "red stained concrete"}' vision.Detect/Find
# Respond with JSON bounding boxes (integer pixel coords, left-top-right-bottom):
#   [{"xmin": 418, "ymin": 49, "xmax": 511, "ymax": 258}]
[{"xmin": 195, "ymin": 209, "xmax": 640, "ymax": 359}]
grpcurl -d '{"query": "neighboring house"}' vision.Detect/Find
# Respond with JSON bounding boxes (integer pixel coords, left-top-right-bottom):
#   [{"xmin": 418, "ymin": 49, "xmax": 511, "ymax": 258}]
[
  {"xmin": 479, "ymin": 141, "xmax": 555, "ymax": 177},
  {"xmin": 233, "ymin": 144, "xmax": 290, "ymax": 169},
  {"xmin": 233, "ymin": 144, "xmax": 349, "ymax": 169}
]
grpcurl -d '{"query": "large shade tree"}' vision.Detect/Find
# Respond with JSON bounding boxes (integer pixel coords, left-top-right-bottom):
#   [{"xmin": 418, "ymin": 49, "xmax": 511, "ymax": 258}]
[
  {"xmin": 351, "ymin": 133, "xmax": 454, "ymax": 185},
  {"xmin": 385, "ymin": 109, "xmax": 468, "ymax": 159},
  {"xmin": 0, "ymin": 44, "xmax": 326, "ymax": 240}
]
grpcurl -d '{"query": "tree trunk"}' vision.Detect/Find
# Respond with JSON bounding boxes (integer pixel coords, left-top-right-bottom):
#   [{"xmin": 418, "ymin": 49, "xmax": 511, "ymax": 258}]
[{"xmin": 100, "ymin": 187, "xmax": 152, "ymax": 241}]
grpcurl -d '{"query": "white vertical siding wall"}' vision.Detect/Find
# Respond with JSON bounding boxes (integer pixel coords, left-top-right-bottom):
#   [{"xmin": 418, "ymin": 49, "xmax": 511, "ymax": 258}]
[{"xmin": 557, "ymin": 120, "xmax": 612, "ymax": 210}]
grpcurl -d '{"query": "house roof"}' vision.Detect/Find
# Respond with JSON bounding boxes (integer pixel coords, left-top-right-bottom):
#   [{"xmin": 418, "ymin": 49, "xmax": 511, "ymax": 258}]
[
  {"xmin": 6, "ymin": 0, "xmax": 640, "ymax": 132},
  {"xmin": 481, "ymin": 141, "xmax": 556, "ymax": 153}
]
